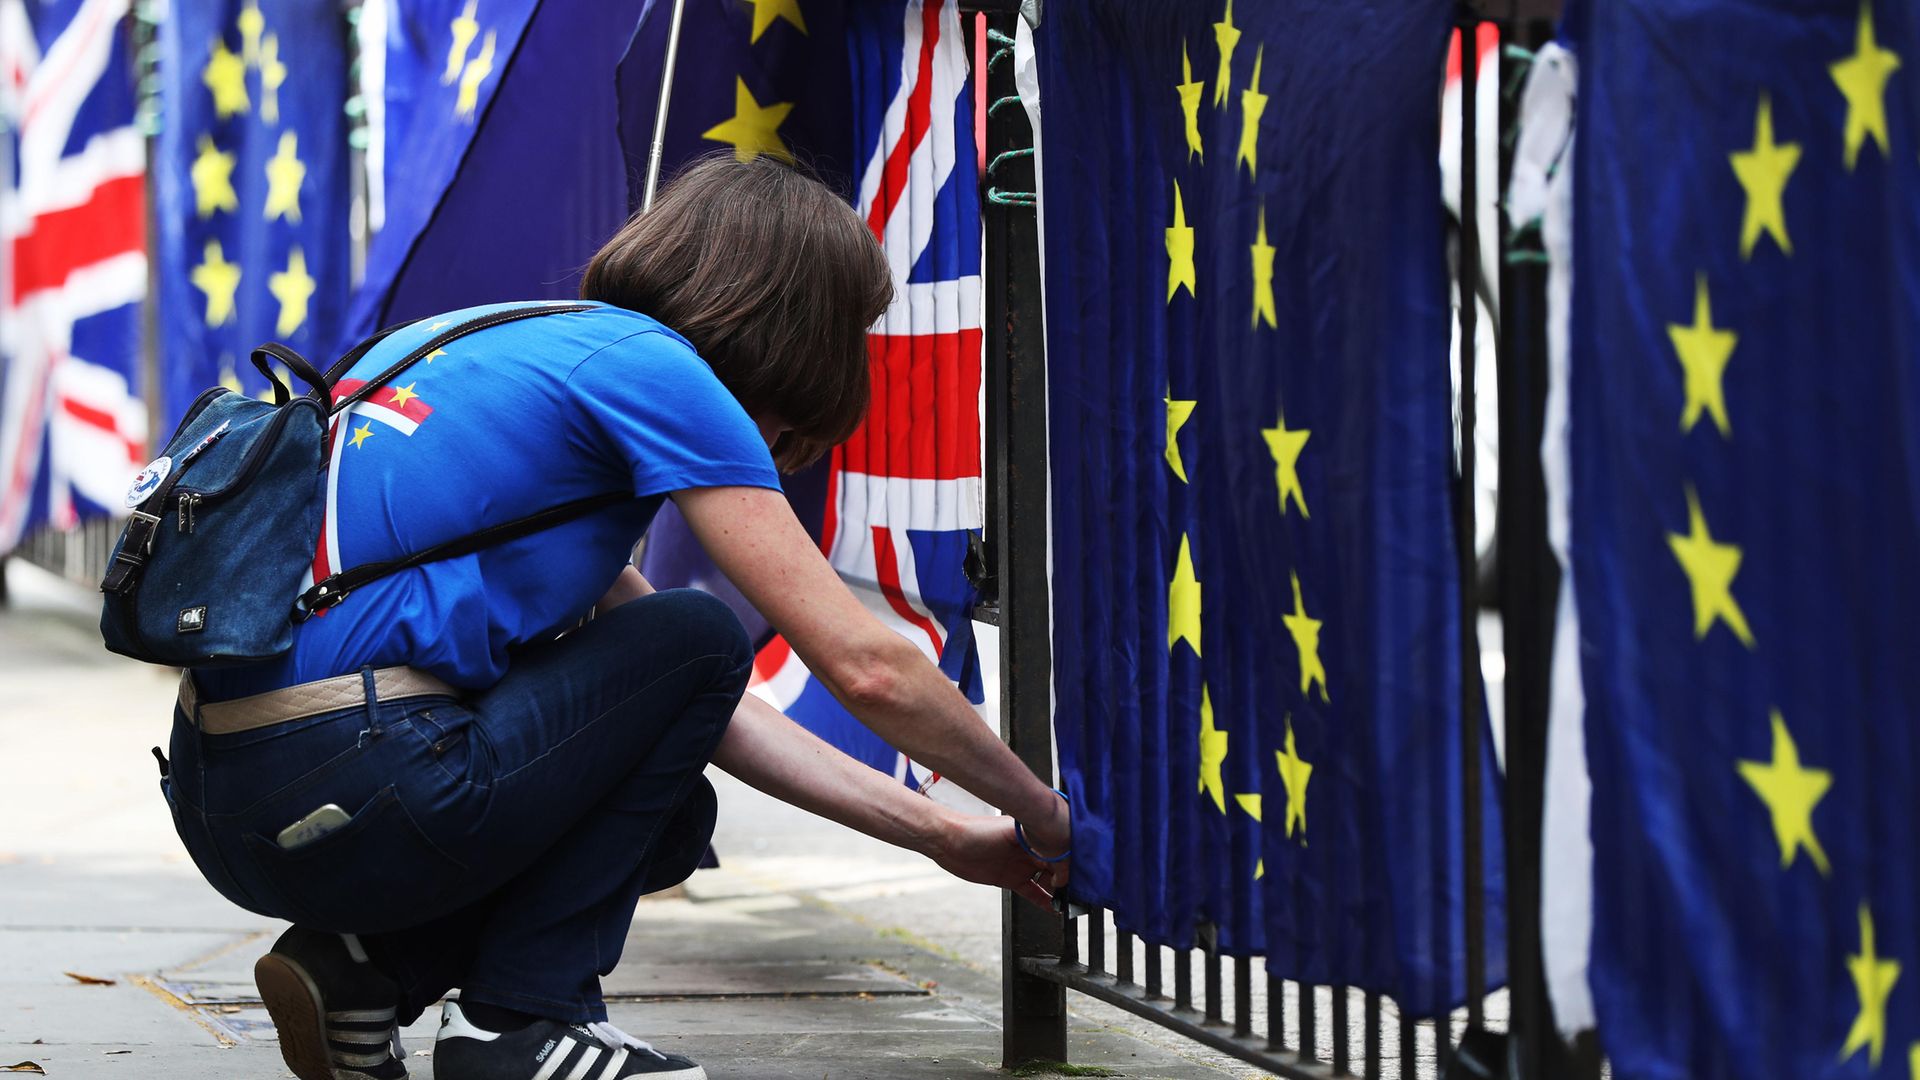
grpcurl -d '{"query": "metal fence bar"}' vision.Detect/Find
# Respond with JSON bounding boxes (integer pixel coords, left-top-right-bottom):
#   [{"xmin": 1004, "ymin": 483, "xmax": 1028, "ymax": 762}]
[
  {"xmin": 1145, "ymin": 941, "xmax": 1163, "ymax": 1000},
  {"xmin": 1266, "ymin": 972, "xmax": 1284, "ymax": 1053},
  {"xmin": 1203, "ymin": 936, "xmax": 1223, "ymax": 1026},
  {"xmin": 973, "ymin": 2, "xmax": 1066, "ymax": 1069},
  {"xmin": 1234, "ymin": 956, "xmax": 1252, "ymax": 1039},
  {"xmin": 1174, "ymin": 947, "xmax": 1193, "ymax": 1013},
  {"xmin": 1365, "ymin": 992, "xmax": 1380, "ymax": 1076},
  {"xmin": 1117, "ymin": 929, "xmax": 1135, "ymax": 985},
  {"xmin": 1333, "ymin": 986, "xmax": 1350, "ymax": 1075}
]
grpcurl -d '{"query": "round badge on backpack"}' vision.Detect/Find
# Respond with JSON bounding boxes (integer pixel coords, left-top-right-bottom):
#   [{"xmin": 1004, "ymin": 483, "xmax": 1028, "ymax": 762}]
[{"xmin": 125, "ymin": 456, "xmax": 172, "ymax": 508}]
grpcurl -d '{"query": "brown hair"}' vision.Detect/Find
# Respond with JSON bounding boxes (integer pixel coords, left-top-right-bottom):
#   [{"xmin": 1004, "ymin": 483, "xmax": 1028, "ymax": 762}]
[{"xmin": 581, "ymin": 154, "xmax": 893, "ymax": 470}]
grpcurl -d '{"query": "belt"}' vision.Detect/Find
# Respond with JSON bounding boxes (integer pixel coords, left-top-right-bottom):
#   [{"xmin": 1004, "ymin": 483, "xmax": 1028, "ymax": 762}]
[{"xmin": 179, "ymin": 666, "xmax": 461, "ymax": 736}]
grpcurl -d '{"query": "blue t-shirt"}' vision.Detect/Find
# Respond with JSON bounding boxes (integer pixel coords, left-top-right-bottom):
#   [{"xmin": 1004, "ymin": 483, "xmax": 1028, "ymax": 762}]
[{"xmin": 199, "ymin": 301, "xmax": 780, "ymax": 698}]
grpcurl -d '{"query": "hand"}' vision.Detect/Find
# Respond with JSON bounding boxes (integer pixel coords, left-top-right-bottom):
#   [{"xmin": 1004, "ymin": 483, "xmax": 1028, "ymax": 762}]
[
  {"xmin": 929, "ymin": 812, "xmax": 1059, "ymax": 911},
  {"xmin": 1016, "ymin": 789, "xmax": 1072, "ymax": 893}
]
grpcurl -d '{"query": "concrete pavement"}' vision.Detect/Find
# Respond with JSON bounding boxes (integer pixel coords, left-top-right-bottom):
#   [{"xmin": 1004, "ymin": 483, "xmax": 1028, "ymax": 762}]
[{"xmin": 0, "ymin": 560, "xmax": 1249, "ymax": 1080}]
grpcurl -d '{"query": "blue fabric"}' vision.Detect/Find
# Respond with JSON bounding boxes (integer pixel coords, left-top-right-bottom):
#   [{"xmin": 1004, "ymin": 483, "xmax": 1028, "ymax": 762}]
[
  {"xmin": 198, "ymin": 302, "xmax": 779, "ymax": 699},
  {"xmin": 346, "ymin": 0, "xmax": 646, "ymax": 348},
  {"xmin": 1038, "ymin": 0, "xmax": 1503, "ymax": 1015},
  {"xmin": 155, "ymin": 0, "xmax": 351, "ymax": 425},
  {"xmin": 164, "ymin": 589, "xmax": 752, "ymax": 1022},
  {"xmin": 1566, "ymin": 1, "xmax": 1920, "ymax": 1076}
]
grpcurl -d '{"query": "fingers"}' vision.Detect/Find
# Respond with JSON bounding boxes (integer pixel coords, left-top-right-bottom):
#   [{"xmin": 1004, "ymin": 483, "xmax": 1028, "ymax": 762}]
[
  {"xmin": 1045, "ymin": 860, "xmax": 1072, "ymax": 891},
  {"xmin": 1012, "ymin": 876, "xmax": 1054, "ymax": 911}
]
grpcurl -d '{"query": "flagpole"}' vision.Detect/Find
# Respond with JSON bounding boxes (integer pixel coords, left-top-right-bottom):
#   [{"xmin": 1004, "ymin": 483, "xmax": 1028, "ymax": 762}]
[{"xmin": 641, "ymin": 0, "xmax": 691, "ymax": 212}]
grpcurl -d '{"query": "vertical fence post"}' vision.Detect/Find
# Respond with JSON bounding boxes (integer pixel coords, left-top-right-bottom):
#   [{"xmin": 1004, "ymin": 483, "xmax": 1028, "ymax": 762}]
[
  {"xmin": 974, "ymin": 4, "xmax": 1068, "ymax": 1068},
  {"xmin": 1453, "ymin": 4, "xmax": 1488, "ymax": 1040},
  {"xmin": 1492, "ymin": 3, "xmax": 1605, "ymax": 1077}
]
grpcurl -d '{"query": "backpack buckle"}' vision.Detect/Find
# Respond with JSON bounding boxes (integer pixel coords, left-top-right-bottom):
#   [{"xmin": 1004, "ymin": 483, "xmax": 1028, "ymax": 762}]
[{"xmin": 293, "ymin": 582, "xmax": 350, "ymax": 622}]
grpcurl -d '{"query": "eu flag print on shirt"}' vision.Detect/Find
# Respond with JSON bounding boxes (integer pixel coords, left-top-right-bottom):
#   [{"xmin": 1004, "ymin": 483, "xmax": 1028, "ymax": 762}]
[
  {"xmin": 1039, "ymin": 0, "xmax": 1503, "ymax": 1016},
  {"xmin": 1566, "ymin": 1, "xmax": 1920, "ymax": 1077}
]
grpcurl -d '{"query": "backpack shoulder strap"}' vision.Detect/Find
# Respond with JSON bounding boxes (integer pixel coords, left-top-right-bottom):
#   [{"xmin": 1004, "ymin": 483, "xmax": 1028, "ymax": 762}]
[
  {"xmin": 295, "ymin": 492, "xmax": 628, "ymax": 617},
  {"xmin": 331, "ymin": 302, "xmax": 593, "ymax": 414}
]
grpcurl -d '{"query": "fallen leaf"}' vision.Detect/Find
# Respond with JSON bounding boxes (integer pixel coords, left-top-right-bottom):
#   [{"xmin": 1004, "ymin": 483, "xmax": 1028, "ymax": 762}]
[
  {"xmin": 1, "ymin": 1063, "xmax": 46, "ymax": 1075},
  {"xmin": 105, "ymin": 1050, "xmax": 132, "ymax": 1055},
  {"xmin": 62, "ymin": 971, "xmax": 116, "ymax": 986}
]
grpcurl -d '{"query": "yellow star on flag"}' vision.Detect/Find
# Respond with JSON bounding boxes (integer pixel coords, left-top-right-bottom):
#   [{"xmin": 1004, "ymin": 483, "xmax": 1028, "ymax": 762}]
[
  {"xmin": 190, "ymin": 135, "xmax": 238, "ymax": 218},
  {"xmin": 1283, "ymin": 572, "xmax": 1329, "ymax": 702},
  {"xmin": 269, "ymin": 246, "xmax": 317, "ymax": 337},
  {"xmin": 263, "ymin": 131, "xmax": 307, "ymax": 223},
  {"xmin": 1831, "ymin": 2, "xmax": 1901, "ymax": 170},
  {"xmin": 1166, "ymin": 181, "xmax": 1196, "ymax": 302},
  {"xmin": 1667, "ymin": 486, "xmax": 1755, "ymax": 648},
  {"xmin": 424, "ymin": 349, "xmax": 449, "ymax": 364},
  {"xmin": 218, "ymin": 362, "xmax": 244, "ymax": 394},
  {"xmin": 388, "ymin": 383, "xmax": 422, "ymax": 409},
  {"xmin": 1197, "ymin": 686, "xmax": 1228, "ymax": 814},
  {"xmin": 1736, "ymin": 710, "xmax": 1831, "ymax": 876},
  {"xmin": 1165, "ymin": 391, "xmax": 1196, "ymax": 483},
  {"xmin": 1237, "ymin": 46, "xmax": 1266, "ymax": 175},
  {"xmin": 1261, "ymin": 412, "xmax": 1310, "ymax": 518},
  {"xmin": 191, "ymin": 239, "xmax": 242, "ymax": 327},
  {"xmin": 348, "ymin": 422, "xmax": 375, "ymax": 450},
  {"xmin": 1729, "ymin": 93, "xmax": 1800, "ymax": 259},
  {"xmin": 1211, "ymin": 0, "xmax": 1240, "ymax": 108},
  {"xmin": 443, "ymin": 0, "xmax": 480, "ymax": 84},
  {"xmin": 203, "ymin": 38, "xmax": 250, "ymax": 118},
  {"xmin": 237, "ymin": 0, "xmax": 264, "ymax": 65},
  {"xmin": 744, "ymin": 0, "xmax": 806, "ymax": 43},
  {"xmin": 456, "ymin": 30, "xmax": 498, "ymax": 120},
  {"xmin": 1276, "ymin": 716, "xmax": 1312, "ymax": 842},
  {"xmin": 427, "ymin": 320, "xmax": 452, "ymax": 331},
  {"xmin": 702, "ymin": 78, "xmax": 795, "ymax": 164},
  {"xmin": 1176, "ymin": 42, "xmax": 1205, "ymax": 163},
  {"xmin": 1667, "ymin": 274, "xmax": 1737, "ymax": 438},
  {"xmin": 1235, "ymin": 793, "xmax": 1264, "ymax": 880},
  {"xmin": 259, "ymin": 33, "xmax": 287, "ymax": 125},
  {"xmin": 1168, "ymin": 533, "xmax": 1202, "ymax": 656},
  {"xmin": 1250, "ymin": 206, "xmax": 1276, "ymax": 329},
  {"xmin": 1841, "ymin": 904, "xmax": 1901, "ymax": 1068}
]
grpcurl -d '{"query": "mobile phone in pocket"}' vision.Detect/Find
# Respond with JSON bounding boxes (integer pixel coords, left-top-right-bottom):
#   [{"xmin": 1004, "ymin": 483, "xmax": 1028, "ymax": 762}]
[{"xmin": 276, "ymin": 803, "xmax": 352, "ymax": 850}]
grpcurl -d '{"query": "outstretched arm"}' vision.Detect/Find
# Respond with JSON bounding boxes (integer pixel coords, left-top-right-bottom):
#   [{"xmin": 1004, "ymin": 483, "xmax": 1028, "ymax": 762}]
[
  {"xmin": 711, "ymin": 686, "xmax": 1056, "ymax": 908},
  {"xmin": 674, "ymin": 485, "xmax": 1072, "ymax": 877}
]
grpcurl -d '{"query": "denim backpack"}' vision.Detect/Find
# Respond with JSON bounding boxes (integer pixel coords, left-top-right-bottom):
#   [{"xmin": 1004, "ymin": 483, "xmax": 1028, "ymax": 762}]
[{"xmin": 100, "ymin": 303, "xmax": 623, "ymax": 667}]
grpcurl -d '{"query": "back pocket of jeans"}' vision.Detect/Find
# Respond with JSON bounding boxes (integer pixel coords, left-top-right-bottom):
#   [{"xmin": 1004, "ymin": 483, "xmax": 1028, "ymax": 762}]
[{"xmin": 241, "ymin": 786, "xmax": 466, "ymax": 935}]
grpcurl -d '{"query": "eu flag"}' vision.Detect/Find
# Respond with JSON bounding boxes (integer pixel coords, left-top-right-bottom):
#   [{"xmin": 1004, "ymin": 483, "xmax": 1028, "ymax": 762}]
[
  {"xmin": 1567, "ymin": 1, "xmax": 1920, "ymax": 1076},
  {"xmin": 345, "ymin": 0, "xmax": 644, "ymax": 342},
  {"xmin": 156, "ymin": 0, "xmax": 350, "ymax": 424},
  {"xmin": 1039, "ymin": 0, "xmax": 1503, "ymax": 1014}
]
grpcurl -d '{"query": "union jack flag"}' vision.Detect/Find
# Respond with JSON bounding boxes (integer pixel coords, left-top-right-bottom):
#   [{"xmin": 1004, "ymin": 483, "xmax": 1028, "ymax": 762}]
[
  {"xmin": 749, "ymin": 0, "xmax": 991, "ymax": 807},
  {"xmin": 0, "ymin": 0, "xmax": 148, "ymax": 554}
]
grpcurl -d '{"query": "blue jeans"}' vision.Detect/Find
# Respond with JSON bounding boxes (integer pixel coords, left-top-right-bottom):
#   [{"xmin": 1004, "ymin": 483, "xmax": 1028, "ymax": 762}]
[{"xmin": 164, "ymin": 589, "xmax": 752, "ymax": 1024}]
